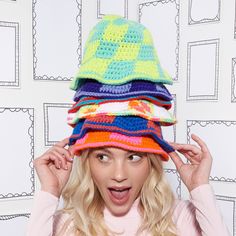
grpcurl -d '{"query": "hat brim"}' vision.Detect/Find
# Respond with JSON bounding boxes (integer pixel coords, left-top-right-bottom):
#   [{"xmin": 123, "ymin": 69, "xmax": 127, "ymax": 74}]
[{"xmin": 72, "ymin": 131, "xmax": 169, "ymax": 161}]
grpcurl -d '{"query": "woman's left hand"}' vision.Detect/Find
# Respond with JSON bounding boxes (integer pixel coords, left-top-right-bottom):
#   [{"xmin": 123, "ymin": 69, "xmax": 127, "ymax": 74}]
[{"xmin": 168, "ymin": 134, "xmax": 213, "ymax": 192}]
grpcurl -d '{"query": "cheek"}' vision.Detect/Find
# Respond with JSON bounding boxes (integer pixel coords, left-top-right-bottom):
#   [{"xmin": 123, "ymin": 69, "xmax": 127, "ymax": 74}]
[
  {"xmin": 133, "ymin": 161, "xmax": 150, "ymax": 187},
  {"xmin": 89, "ymin": 159, "xmax": 109, "ymax": 187}
]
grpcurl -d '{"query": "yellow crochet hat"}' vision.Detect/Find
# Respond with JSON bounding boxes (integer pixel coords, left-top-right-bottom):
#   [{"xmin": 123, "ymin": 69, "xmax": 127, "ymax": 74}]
[{"xmin": 70, "ymin": 15, "xmax": 172, "ymax": 90}]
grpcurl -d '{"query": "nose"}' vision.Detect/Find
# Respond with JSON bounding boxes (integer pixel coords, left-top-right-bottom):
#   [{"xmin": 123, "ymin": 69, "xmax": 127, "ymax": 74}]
[{"xmin": 111, "ymin": 160, "xmax": 127, "ymax": 182}]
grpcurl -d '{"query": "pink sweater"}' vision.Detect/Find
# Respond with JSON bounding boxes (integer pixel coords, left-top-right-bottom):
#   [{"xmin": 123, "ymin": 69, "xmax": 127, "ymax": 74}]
[{"xmin": 26, "ymin": 184, "xmax": 230, "ymax": 236}]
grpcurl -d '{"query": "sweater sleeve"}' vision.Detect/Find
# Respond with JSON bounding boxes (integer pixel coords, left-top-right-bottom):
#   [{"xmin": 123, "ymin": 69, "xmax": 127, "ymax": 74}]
[
  {"xmin": 26, "ymin": 190, "xmax": 60, "ymax": 236},
  {"xmin": 172, "ymin": 184, "xmax": 230, "ymax": 236},
  {"xmin": 190, "ymin": 184, "xmax": 230, "ymax": 236}
]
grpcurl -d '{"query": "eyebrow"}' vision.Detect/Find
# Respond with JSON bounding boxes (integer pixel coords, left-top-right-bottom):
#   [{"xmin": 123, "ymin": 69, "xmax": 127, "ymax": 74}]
[
  {"xmin": 89, "ymin": 148, "xmax": 113, "ymax": 155},
  {"xmin": 90, "ymin": 148, "xmax": 145, "ymax": 156}
]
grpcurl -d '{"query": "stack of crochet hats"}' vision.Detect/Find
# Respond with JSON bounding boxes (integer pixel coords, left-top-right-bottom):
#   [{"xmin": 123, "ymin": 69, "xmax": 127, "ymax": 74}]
[{"xmin": 67, "ymin": 15, "xmax": 176, "ymax": 161}]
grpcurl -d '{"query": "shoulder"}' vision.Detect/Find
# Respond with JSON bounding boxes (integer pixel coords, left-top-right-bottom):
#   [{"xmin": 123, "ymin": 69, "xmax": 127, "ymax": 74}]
[
  {"xmin": 53, "ymin": 211, "xmax": 74, "ymax": 235},
  {"xmin": 172, "ymin": 198, "xmax": 196, "ymax": 223},
  {"xmin": 171, "ymin": 184, "xmax": 215, "ymax": 230}
]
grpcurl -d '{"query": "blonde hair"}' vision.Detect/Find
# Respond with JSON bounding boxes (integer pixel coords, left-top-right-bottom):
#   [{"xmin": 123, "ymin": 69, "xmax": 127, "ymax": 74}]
[{"xmin": 56, "ymin": 150, "xmax": 177, "ymax": 236}]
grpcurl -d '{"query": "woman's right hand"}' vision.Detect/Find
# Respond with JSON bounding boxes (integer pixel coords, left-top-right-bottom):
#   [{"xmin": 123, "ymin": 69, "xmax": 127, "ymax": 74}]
[{"xmin": 33, "ymin": 138, "xmax": 74, "ymax": 198}]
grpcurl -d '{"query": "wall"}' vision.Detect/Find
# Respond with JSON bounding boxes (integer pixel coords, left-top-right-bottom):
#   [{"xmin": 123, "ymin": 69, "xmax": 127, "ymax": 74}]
[{"xmin": 0, "ymin": 0, "xmax": 235, "ymax": 235}]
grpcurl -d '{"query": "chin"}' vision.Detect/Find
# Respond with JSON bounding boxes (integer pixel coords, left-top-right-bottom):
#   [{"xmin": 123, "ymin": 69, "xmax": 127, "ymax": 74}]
[{"xmin": 108, "ymin": 202, "xmax": 132, "ymax": 216}]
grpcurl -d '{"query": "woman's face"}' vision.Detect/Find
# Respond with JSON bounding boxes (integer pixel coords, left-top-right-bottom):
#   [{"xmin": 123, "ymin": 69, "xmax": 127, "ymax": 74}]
[{"xmin": 88, "ymin": 147, "xmax": 150, "ymax": 216}]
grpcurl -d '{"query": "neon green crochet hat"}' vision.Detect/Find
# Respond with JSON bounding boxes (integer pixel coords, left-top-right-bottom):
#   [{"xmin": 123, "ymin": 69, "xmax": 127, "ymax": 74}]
[{"xmin": 70, "ymin": 15, "xmax": 172, "ymax": 90}]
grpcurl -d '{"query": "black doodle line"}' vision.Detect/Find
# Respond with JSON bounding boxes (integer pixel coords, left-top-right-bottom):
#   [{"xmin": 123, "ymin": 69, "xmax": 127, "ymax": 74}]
[
  {"xmin": 32, "ymin": 0, "xmax": 82, "ymax": 81},
  {"xmin": 97, "ymin": 0, "xmax": 128, "ymax": 19},
  {"xmin": 187, "ymin": 39, "xmax": 219, "ymax": 101},
  {"xmin": 0, "ymin": 108, "xmax": 35, "ymax": 199},
  {"xmin": 188, "ymin": 0, "xmax": 221, "ymax": 25},
  {"xmin": 215, "ymin": 195, "xmax": 236, "ymax": 235},
  {"xmin": 164, "ymin": 168, "xmax": 181, "ymax": 199},
  {"xmin": 187, "ymin": 120, "xmax": 236, "ymax": 183},
  {"xmin": 172, "ymin": 94, "xmax": 177, "ymax": 142},
  {"xmin": 0, "ymin": 213, "xmax": 30, "ymax": 221},
  {"xmin": 44, "ymin": 103, "xmax": 72, "ymax": 146},
  {"xmin": 0, "ymin": 21, "xmax": 19, "ymax": 87},
  {"xmin": 138, "ymin": 0, "xmax": 180, "ymax": 81},
  {"xmin": 232, "ymin": 58, "xmax": 236, "ymax": 102}
]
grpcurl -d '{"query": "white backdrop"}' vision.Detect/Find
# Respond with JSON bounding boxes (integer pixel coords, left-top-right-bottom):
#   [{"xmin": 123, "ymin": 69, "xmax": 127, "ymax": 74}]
[{"xmin": 0, "ymin": 0, "xmax": 235, "ymax": 235}]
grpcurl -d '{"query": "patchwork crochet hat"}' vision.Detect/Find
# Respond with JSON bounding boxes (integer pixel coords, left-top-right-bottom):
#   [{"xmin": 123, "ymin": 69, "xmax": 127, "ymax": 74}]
[
  {"xmin": 69, "ymin": 115, "xmax": 174, "ymax": 154},
  {"xmin": 70, "ymin": 15, "xmax": 173, "ymax": 90},
  {"xmin": 72, "ymin": 131, "xmax": 169, "ymax": 161},
  {"xmin": 73, "ymin": 79, "xmax": 173, "ymax": 102},
  {"xmin": 67, "ymin": 99, "xmax": 176, "ymax": 127}
]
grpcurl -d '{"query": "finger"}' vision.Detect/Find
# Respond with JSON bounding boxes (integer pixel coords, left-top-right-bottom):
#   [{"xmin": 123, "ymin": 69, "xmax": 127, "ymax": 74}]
[
  {"xmin": 52, "ymin": 146, "xmax": 73, "ymax": 162},
  {"xmin": 184, "ymin": 153, "xmax": 201, "ymax": 164},
  {"xmin": 54, "ymin": 137, "xmax": 70, "ymax": 148},
  {"xmin": 191, "ymin": 134, "xmax": 210, "ymax": 155},
  {"xmin": 46, "ymin": 154, "xmax": 61, "ymax": 169},
  {"xmin": 169, "ymin": 142, "xmax": 201, "ymax": 155},
  {"xmin": 169, "ymin": 151, "xmax": 185, "ymax": 170},
  {"xmin": 49, "ymin": 150, "xmax": 69, "ymax": 170}
]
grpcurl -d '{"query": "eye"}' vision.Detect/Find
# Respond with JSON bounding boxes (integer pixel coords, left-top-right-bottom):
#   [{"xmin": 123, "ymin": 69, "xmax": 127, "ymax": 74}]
[
  {"xmin": 96, "ymin": 154, "xmax": 110, "ymax": 162},
  {"xmin": 128, "ymin": 154, "xmax": 142, "ymax": 162}
]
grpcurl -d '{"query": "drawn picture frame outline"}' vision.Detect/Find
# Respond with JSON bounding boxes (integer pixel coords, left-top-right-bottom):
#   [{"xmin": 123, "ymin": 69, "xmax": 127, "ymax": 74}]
[
  {"xmin": 187, "ymin": 39, "xmax": 219, "ymax": 101},
  {"xmin": 188, "ymin": 0, "xmax": 221, "ymax": 25},
  {"xmin": 44, "ymin": 103, "xmax": 72, "ymax": 146},
  {"xmin": 187, "ymin": 120, "xmax": 236, "ymax": 183},
  {"xmin": 0, "ymin": 213, "xmax": 30, "ymax": 221},
  {"xmin": 215, "ymin": 195, "xmax": 236, "ymax": 235},
  {"xmin": 0, "ymin": 108, "xmax": 35, "ymax": 199},
  {"xmin": 164, "ymin": 168, "xmax": 181, "ymax": 199},
  {"xmin": 138, "ymin": 0, "xmax": 180, "ymax": 81},
  {"xmin": 32, "ymin": 0, "xmax": 82, "ymax": 81},
  {"xmin": 97, "ymin": 0, "xmax": 128, "ymax": 19},
  {"xmin": 0, "ymin": 21, "xmax": 19, "ymax": 87},
  {"xmin": 0, "ymin": 213, "xmax": 30, "ymax": 235}
]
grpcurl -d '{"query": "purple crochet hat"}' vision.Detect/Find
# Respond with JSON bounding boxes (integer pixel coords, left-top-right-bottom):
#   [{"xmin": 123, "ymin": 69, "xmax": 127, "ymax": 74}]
[{"xmin": 73, "ymin": 79, "xmax": 173, "ymax": 102}]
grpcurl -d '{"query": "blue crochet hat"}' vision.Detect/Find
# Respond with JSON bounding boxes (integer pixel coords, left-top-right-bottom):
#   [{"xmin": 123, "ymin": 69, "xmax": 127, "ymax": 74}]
[
  {"xmin": 69, "ymin": 115, "xmax": 174, "ymax": 155},
  {"xmin": 70, "ymin": 15, "xmax": 173, "ymax": 90}
]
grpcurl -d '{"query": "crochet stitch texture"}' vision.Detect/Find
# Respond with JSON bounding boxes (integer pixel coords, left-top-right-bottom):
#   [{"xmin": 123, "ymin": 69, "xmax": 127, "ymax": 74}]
[
  {"xmin": 69, "ymin": 115, "xmax": 174, "ymax": 155},
  {"xmin": 73, "ymin": 79, "xmax": 173, "ymax": 102},
  {"xmin": 72, "ymin": 131, "xmax": 169, "ymax": 161},
  {"xmin": 67, "ymin": 100, "xmax": 176, "ymax": 126},
  {"xmin": 70, "ymin": 15, "xmax": 173, "ymax": 90}
]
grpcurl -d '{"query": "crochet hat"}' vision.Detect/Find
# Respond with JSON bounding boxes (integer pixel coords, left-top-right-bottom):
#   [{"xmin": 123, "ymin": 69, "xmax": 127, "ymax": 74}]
[
  {"xmin": 73, "ymin": 79, "xmax": 173, "ymax": 102},
  {"xmin": 69, "ymin": 115, "xmax": 174, "ymax": 153},
  {"xmin": 70, "ymin": 15, "xmax": 172, "ymax": 90},
  {"xmin": 67, "ymin": 99, "xmax": 176, "ymax": 126},
  {"xmin": 69, "ymin": 96, "xmax": 172, "ymax": 114},
  {"xmin": 71, "ymin": 131, "xmax": 169, "ymax": 161}
]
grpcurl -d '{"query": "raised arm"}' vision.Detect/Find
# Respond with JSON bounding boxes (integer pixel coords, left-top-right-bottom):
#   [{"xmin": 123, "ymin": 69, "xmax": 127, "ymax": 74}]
[
  {"xmin": 26, "ymin": 138, "xmax": 73, "ymax": 236},
  {"xmin": 169, "ymin": 134, "xmax": 230, "ymax": 236}
]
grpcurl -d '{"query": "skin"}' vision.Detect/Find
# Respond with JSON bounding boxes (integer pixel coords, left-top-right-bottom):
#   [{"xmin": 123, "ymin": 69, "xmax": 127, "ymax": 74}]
[
  {"xmin": 34, "ymin": 134, "xmax": 212, "ymax": 211},
  {"xmin": 88, "ymin": 147, "xmax": 150, "ymax": 216}
]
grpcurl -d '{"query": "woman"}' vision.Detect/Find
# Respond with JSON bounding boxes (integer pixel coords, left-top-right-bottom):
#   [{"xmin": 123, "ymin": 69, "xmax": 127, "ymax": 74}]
[
  {"xmin": 27, "ymin": 15, "xmax": 229, "ymax": 235},
  {"xmin": 27, "ymin": 134, "xmax": 230, "ymax": 236}
]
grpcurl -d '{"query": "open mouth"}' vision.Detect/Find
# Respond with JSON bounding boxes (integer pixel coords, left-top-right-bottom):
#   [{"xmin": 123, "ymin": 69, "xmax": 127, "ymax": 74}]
[{"xmin": 107, "ymin": 187, "xmax": 131, "ymax": 205}]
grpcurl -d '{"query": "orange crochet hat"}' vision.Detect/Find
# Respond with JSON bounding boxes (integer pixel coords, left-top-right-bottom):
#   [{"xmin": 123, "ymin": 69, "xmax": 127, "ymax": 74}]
[{"xmin": 71, "ymin": 131, "xmax": 169, "ymax": 161}]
